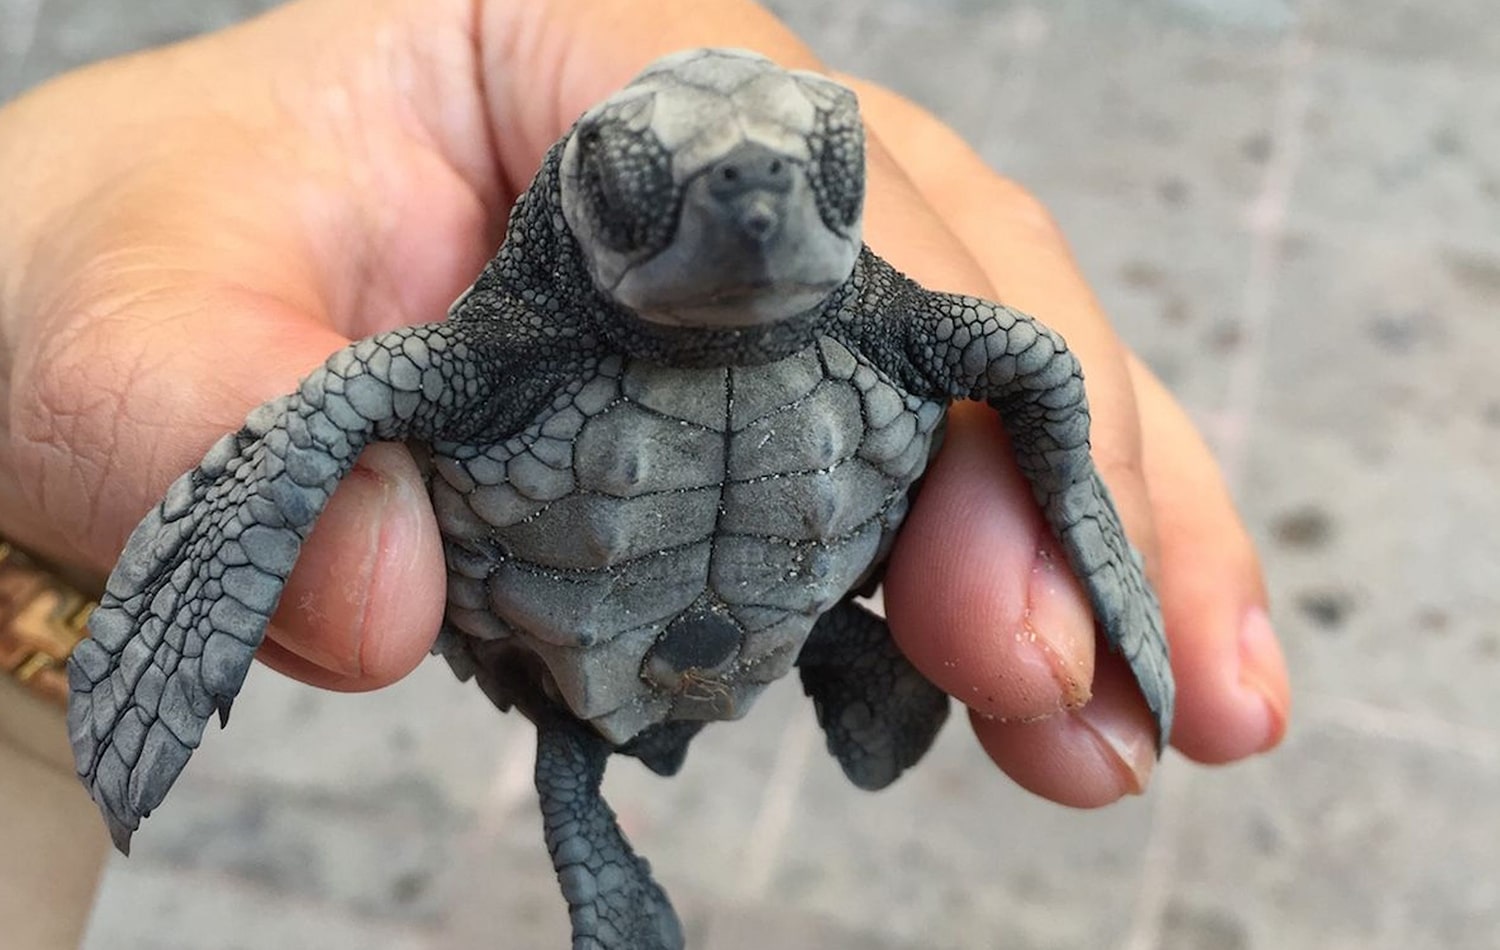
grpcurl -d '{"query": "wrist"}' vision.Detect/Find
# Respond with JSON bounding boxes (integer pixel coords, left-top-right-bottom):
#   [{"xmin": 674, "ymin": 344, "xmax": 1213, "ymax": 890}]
[{"xmin": 0, "ymin": 537, "xmax": 94, "ymax": 713}]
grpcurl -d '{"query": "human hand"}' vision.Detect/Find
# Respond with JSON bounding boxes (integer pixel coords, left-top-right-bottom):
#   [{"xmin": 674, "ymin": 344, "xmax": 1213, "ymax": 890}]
[{"xmin": 0, "ymin": 0, "xmax": 1287, "ymax": 807}]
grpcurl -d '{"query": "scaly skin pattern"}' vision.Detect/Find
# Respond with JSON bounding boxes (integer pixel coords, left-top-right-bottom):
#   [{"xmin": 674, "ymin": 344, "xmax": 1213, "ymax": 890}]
[{"xmin": 70, "ymin": 49, "xmax": 1173, "ymax": 950}]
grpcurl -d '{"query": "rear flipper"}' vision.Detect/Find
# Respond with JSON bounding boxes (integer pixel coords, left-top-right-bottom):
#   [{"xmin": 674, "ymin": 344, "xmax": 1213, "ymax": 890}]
[
  {"xmin": 798, "ymin": 599, "xmax": 951, "ymax": 791},
  {"xmin": 534, "ymin": 710, "xmax": 685, "ymax": 950},
  {"xmin": 617, "ymin": 720, "xmax": 706, "ymax": 777}
]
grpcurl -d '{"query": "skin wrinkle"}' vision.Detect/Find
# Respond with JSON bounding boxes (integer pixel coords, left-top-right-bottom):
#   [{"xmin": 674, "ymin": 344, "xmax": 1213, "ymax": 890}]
[
  {"xmin": 252, "ymin": 6, "xmax": 498, "ymax": 335},
  {"xmin": 259, "ymin": 73, "xmax": 401, "ymax": 335},
  {"xmin": 394, "ymin": 0, "xmax": 509, "ymax": 216},
  {"xmin": 207, "ymin": 11, "xmax": 450, "ymax": 336},
  {"xmin": 2, "ymin": 93, "xmax": 340, "ymax": 565},
  {"xmin": 1022, "ymin": 542, "xmax": 1095, "ymax": 711},
  {"xmin": 488, "ymin": 0, "xmax": 575, "ymax": 191},
  {"xmin": 78, "ymin": 164, "xmax": 328, "ymax": 325},
  {"xmin": 94, "ymin": 22, "xmax": 467, "ymax": 341},
  {"xmin": 31, "ymin": 276, "xmax": 213, "ymax": 407},
  {"xmin": 373, "ymin": 156, "xmax": 495, "ymax": 331},
  {"xmin": 465, "ymin": 0, "xmax": 516, "ymax": 223},
  {"xmin": 11, "ymin": 270, "xmax": 342, "ymax": 566},
  {"xmin": 333, "ymin": 67, "xmax": 434, "ymax": 331},
  {"xmin": 11, "ymin": 318, "xmax": 123, "ymax": 563}
]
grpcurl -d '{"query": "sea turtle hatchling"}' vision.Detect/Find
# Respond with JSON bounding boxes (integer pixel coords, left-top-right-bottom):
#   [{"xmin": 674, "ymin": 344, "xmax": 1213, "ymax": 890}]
[{"xmin": 69, "ymin": 48, "xmax": 1173, "ymax": 950}]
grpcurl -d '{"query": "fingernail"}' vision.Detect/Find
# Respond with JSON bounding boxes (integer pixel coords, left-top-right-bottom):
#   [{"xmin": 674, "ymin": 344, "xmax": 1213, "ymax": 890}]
[
  {"xmin": 1238, "ymin": 606, "xmax": 1290, "ymax": 751},
  {"xmin": 1073, "ymin": 700, "xmax": 1156, "ymax": 795},
  {"xmin": 348, "ymin": 448, "xmax": 437, "ymax": 675},
  {"xmin": 276, "ymin": 449, "xmax": 415, "ymax": 677},
  {"xmin": 1023, "ymin": 546, "xmax": 1095, "ymax": 710},
  {"xmin": 285, "ymin": 462, "xmax": 391, "ymax": 676}
]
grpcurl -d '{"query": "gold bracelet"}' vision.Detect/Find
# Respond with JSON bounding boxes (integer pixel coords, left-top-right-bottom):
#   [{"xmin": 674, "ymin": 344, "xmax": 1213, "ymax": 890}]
[{"xmin": 0, "ymin": 540, "xmax": 95, "ymax": 710}]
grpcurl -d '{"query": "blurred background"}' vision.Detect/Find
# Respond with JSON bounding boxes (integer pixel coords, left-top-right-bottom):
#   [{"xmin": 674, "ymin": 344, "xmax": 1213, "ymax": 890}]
[{"xmin": 3, "ymin": 0, "xmax": 1496, "ymax": 947}]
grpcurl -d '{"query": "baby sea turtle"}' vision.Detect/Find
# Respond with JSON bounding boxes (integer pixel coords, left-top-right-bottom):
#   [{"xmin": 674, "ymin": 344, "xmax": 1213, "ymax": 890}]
[{"xmin": 70, "ymin": 48, "xmax": 1172, "ymax": 950}]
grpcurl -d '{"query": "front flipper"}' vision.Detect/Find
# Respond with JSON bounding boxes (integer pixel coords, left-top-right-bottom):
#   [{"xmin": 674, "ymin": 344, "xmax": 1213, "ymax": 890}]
[
  {"xmin": 67, "ymin": 324, "xmax": 487, "ymax": 852},
  {"xmin": 534, "ymin": 710, "xmax": 685, "ymax": 950},
  {"xmin": 798, "ymin": 599, "xmax": 950, "ymax": 791},
  {"xmin": 901, "ymin": 282, "xmax": 1175, "ymax": 745}
]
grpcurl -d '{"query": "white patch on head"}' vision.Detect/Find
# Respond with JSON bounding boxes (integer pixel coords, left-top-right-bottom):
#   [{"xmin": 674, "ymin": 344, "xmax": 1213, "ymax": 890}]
[{"xmin": 622, "ymin": 66, "xmax": 821, "ymax": 186}]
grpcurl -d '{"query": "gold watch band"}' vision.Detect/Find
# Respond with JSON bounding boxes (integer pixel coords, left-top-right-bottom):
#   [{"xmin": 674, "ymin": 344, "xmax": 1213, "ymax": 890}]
[{"xmin": 0, "ymin": 541, "xmax": 94, "ymax": 710}]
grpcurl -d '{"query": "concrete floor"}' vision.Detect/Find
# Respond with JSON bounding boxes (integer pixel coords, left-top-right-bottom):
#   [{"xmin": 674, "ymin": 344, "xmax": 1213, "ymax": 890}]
[{"xmin": 3, "ymin": 0, "xmax": 1496, "ymax": 947}]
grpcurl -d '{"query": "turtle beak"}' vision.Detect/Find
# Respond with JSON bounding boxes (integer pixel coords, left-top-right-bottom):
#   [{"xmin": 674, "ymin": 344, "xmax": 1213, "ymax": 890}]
[{"xmin": 609, "ymin": 141, "xmax": 860, "ymax": 329}]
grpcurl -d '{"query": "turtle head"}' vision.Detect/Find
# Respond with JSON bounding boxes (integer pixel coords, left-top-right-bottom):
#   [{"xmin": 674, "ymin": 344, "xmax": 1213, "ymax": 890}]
[{"xmin": 559, "ymin": 49, "xmax": 864, "ymax": 329}]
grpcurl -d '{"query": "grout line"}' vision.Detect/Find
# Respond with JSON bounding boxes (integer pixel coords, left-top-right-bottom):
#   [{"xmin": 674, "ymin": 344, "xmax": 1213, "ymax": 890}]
[
  {"xmin": 737, "ymin": 713, "xmax": 819, "ymax": 901},
  {"xmin": 1305, "ymin": 693, "xmax": 1500, "ymax": 766},
  {"xmin": 1121, "ymin": 18, "xmax": 1321, "ymax": 950},
  {"xmin": 1216, "ymin": 32, "xmax": 1319, "ymax": 487}
]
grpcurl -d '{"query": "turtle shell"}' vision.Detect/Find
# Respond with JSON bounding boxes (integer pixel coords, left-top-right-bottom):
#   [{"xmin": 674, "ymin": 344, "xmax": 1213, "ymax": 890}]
[{"xmin": 431, "ymin": 336, "xmax": 944, "ymax": 743}]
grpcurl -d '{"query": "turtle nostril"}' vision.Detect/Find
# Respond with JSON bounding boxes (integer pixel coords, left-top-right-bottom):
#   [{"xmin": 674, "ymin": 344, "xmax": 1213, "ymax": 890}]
[
  {"xmin": 739, "ymin": 196, "xmax": 780, "ymax": 242},
  {"xmin": 742, "ymin": 209, "xmax": 777, "ymax": 240},
  {"xmin": 707, "ymin": 146, "xmax": 795, "ymax": 201}
]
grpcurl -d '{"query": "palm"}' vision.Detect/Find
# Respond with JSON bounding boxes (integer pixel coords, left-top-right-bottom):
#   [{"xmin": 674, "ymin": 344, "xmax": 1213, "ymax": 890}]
[
  {"xmin": 1, "ymin": 4, "xmax": 508, "ymax": 566},
  {"xmin": 162, "ymin": 17, "xmax": 509, "ymax": 343}
]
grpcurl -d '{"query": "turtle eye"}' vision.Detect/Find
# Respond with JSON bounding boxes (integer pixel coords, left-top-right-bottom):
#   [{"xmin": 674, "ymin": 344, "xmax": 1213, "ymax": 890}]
[
  {"xmin": 575, "ymin": 119, "xmax": 678, "ymax": 256},
  {"xmin": 803, "ymin": 84, "xmax": 865, "ymax": 234}
]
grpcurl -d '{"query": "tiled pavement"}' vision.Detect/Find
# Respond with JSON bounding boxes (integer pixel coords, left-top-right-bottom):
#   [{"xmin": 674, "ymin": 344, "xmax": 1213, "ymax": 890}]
[{"xmin": 3, "ymin": 0, "xmax": 1496, "ymax": 947}]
